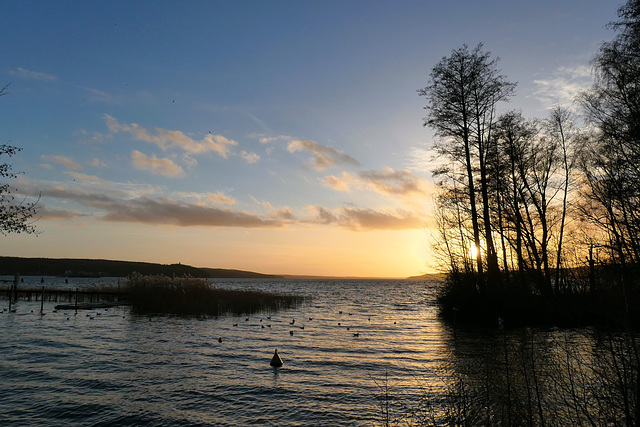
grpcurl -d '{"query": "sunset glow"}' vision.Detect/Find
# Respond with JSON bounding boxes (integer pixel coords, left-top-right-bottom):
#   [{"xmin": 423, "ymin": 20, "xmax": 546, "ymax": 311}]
[{"xmin": 0, "ymin": 1, "xmax": 617, "ymax": 277}]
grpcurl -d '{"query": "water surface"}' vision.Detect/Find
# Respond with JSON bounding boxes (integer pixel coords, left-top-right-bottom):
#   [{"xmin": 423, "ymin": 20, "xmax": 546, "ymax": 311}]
[{"xmin": 1, "ymin": 278, "xmax": 448, "ymax": 426}]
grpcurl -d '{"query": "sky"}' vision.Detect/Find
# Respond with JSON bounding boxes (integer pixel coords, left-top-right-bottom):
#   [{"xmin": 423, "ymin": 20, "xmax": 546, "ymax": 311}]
[{"xmin": 0, "ymin": 0, "xmax": 621, "ymax": 278}]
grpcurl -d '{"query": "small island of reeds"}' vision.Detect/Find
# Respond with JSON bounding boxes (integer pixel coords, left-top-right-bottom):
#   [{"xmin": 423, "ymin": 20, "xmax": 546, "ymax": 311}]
[{"xmin": 125, "ymin": 273, "xmax": 306, "ymax": 317}]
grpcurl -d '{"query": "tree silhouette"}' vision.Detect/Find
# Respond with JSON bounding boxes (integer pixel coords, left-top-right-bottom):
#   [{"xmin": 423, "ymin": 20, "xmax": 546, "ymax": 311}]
[{"xmin": 0, "ymin": 84, "xmax": 39, "ymax": 235}]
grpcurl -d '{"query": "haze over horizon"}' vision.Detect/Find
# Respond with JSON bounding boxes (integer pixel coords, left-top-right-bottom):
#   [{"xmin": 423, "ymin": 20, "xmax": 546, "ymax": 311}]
[{"xmin": 0, "ymin": 0, "xmax": 618, "ymax": 277}]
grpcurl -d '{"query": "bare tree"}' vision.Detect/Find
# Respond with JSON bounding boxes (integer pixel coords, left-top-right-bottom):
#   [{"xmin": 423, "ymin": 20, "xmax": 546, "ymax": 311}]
[
  {"xmin": 580, "ymin": 0, "xmax": 640, "ymax": 268},
  {"xmin": 419, "ymin": 43, "xmax": 515, "ymax": 291}
]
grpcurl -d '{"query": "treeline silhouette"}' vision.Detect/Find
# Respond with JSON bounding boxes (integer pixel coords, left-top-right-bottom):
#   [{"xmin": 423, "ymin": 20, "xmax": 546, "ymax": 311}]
[
  {"xmin": 420, "ymin": 0, "xmax": 640, "ymax": 328},
  {"xmin": 0, "ymin": 256, "xmax": 281, "ymax": 279}
]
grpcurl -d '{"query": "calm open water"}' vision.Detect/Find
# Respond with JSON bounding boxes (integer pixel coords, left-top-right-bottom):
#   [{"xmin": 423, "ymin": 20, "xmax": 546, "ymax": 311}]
[{"xmin": 0, "ymin": 277, "xmax": 452, "ymax": 426}]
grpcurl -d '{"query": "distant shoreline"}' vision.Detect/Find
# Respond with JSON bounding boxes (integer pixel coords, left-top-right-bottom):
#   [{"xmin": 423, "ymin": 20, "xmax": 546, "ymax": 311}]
[{"xmin": 0, "ymin": 256, "xmax": 438, "ymax": 280}]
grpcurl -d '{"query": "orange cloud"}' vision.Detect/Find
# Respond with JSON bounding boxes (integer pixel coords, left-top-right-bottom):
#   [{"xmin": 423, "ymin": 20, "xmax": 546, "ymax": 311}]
[
  {"xmin": 41, "ymin": 155, "xmax": 83, "ymax": 170},
  {"xmin": 288, "ymin": 139, "xmax": 360, "ymax": 170},
  {"xmin": 131, "ymin": 150, "xmax": 185, "ymax": 177},
  {"xmin": 321, "ymin": 172, "xmax": 355, "ymax": 192},
  {"xmin": 105, "ymin": 115, "xmax": 237, "ymax": 157},
  {"xmin": 307, "ymin": 205, "xmax": 425, "ymax": 231}
]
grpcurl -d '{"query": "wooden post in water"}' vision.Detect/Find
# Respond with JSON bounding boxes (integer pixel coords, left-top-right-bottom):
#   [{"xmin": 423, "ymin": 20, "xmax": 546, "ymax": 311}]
[
  {"xmin": 40, "ymin": 286, "xmax": 44, "ymax": 314},
  {"xmin": 13, "ymin": 274, "xmax": 18, "ymax": 303}
]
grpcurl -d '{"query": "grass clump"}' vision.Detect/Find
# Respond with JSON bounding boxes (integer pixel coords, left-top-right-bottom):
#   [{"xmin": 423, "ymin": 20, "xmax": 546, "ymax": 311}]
[{"xmin": 125, "ymin": 273, "xmax": 306, "ymax": 317}]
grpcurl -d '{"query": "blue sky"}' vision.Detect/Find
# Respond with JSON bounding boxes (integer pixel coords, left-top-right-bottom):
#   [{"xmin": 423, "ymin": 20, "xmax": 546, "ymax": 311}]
[{"xmin": 0, "ymin": 0, "xmax": 619, "ymax": 277}]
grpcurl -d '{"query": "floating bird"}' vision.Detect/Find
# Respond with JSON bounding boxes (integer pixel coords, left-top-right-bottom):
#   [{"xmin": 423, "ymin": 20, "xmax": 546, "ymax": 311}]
[
  {"xmin": 353, "ymin": 333, "xmax": 360, "ymax": 337},
  {"xmin": 368, "ymin": 317, "xmax": 371, "ymax": 321},
  {"xmin": 270, "ymin": 349, "xmax": 283, "ymax": 367},
  {"xmin": 338, "ymin": 322, "xmax": 341, "ymax": 326},
  {"xmin": 233, "ymin": 323, "xmax": 238, "ymax": 327},
  {"xmin": 245, "ymin": 317, "xmax": 249, "ymax": 321},
  {"xmin": 339, "ymin": 311, "xmax": 342, "ymax": 314},
  {"xmin": 309, "ymin": 317, "xmax": 313, "ymax": 321},
  {"xmin": 347, "ymin": 327, "xmax": 350, "ymax": 330},
  {"xmin": 218, "ymin": 337, "xmax": 223, "ymax": 343},
  {"xmin": 290, "ymin": 319, "xmax": 295, "ymax": 325},
  {"xmin": 289, "ymin": 330, "xmax": 294, "ymax": 336},
  {"xmin": 267, "ymin": 324, "xmax": 271, "ymax": 328},
  {"xmin": 299, "ymin": 325, "xmax": 304, "ymax": 330},
  {"xmin": 267, "ymin": 316, "xmax": 271, "ymax": 320},
  {"xmin": 261, "ymin": 325, "xmax": 264, "ymax": 329}
]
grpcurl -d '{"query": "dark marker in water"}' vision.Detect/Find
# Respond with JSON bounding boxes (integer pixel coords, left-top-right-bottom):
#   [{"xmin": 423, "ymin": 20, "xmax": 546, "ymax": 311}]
[{"xmin": 270, "ymin": 349, "xmax": 283, "ymax": 367}]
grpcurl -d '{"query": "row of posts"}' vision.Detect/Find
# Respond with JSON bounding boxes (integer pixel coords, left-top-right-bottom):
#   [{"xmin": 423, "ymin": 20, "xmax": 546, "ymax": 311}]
[{"xmin": 7, "ymin": 274, "xmax": 79, "ymax": 314}]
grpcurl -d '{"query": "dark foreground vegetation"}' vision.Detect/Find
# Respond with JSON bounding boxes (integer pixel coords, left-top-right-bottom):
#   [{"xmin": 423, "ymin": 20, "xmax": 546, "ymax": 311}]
[
  {"xmin": 438, "ymin": 265, "xmax": 640, "ymax": 329},
  {"xmin": 124, "ymin": 273, "xmax": 306, "ymax": 317},
  {"xmin": 377, "ymin": 328, "xmax": 639, "ymax": 426},
  {"xmin": 421, "ymin": 0, "xmax": 640, "ymax": 330}
]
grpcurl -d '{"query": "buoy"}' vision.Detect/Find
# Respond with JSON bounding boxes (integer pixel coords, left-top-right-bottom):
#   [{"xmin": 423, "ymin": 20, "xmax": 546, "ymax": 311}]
[{"xmin": 270, "ymin": 349, "xmax": 283, "ymax": 367}]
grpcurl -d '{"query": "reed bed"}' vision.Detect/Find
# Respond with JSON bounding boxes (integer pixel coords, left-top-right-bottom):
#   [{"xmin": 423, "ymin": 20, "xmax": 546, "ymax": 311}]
[{"xmin": 124, "ymin": 273, "xmax": 306, "ymax": 317}]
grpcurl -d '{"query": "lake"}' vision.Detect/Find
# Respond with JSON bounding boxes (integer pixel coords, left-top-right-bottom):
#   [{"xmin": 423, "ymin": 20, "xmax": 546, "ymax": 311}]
[{"xmin": 0, "ymin": 276, "xmax": 621, "ymax": 426}]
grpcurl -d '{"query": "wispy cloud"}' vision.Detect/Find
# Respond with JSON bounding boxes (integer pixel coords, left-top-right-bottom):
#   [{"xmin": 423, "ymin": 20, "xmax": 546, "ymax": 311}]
[
  {"xmin": 131, "ymin": 150, "xmax": 185, "ymax": 178},
  {"xmin": 38, "ymin": 206, "xmax": 86, "ymax": 221},
  {"xmin": 20, "ymin": 172, "xmax": 425, "ymax": 231},
  {"xmin": 257, "ymin": 134, "xmax": 293, "ymax": 144},
  {"xmin": 288, "ymin": 139, "xmax": 360, "ymax": 171},
  {"xmin": 322, "ymin": 167, "xmax": 431, "ymax": 196},
  {"xmin": 10, "ymin": 67, "xmax": 57, "ymax": 81},
  {"xmin": 105, "ymin": 115, "xmax": 237, "ymax": 157},
  {"xmin": 321, "ymin": 172, "xmax": 355, "ymax": 193},
  {"xmin": 359, "ymin": 168, "xmax": 428, "ymax": 196},
  {"xmin": 80, "ymin": 86, "xmax": 113, "ymax": 103},
  {"xmin": 101, "ymin": 197, "xmax": 282, "ymax": 228},
  {"xmin": 41, "ymin": 155, "xmax": 83, "ymax": 170},
  {"xmin": 532, "ymin": 65, "xmax": 592, "ymax": 109},
  {"xmin": 89, "ymin": 158, "xmax": 108, "ymax": 168},
  {"xmin": 240, "ymin": 150, "xmax": 260, "ymax": 163},
  {"xmin": 307, "ymin": 205, "xmax": 425, "ymax": 231},
  {"xmin": 174, "ymin": 191, "xmax": 237, "ymax": 206}
]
